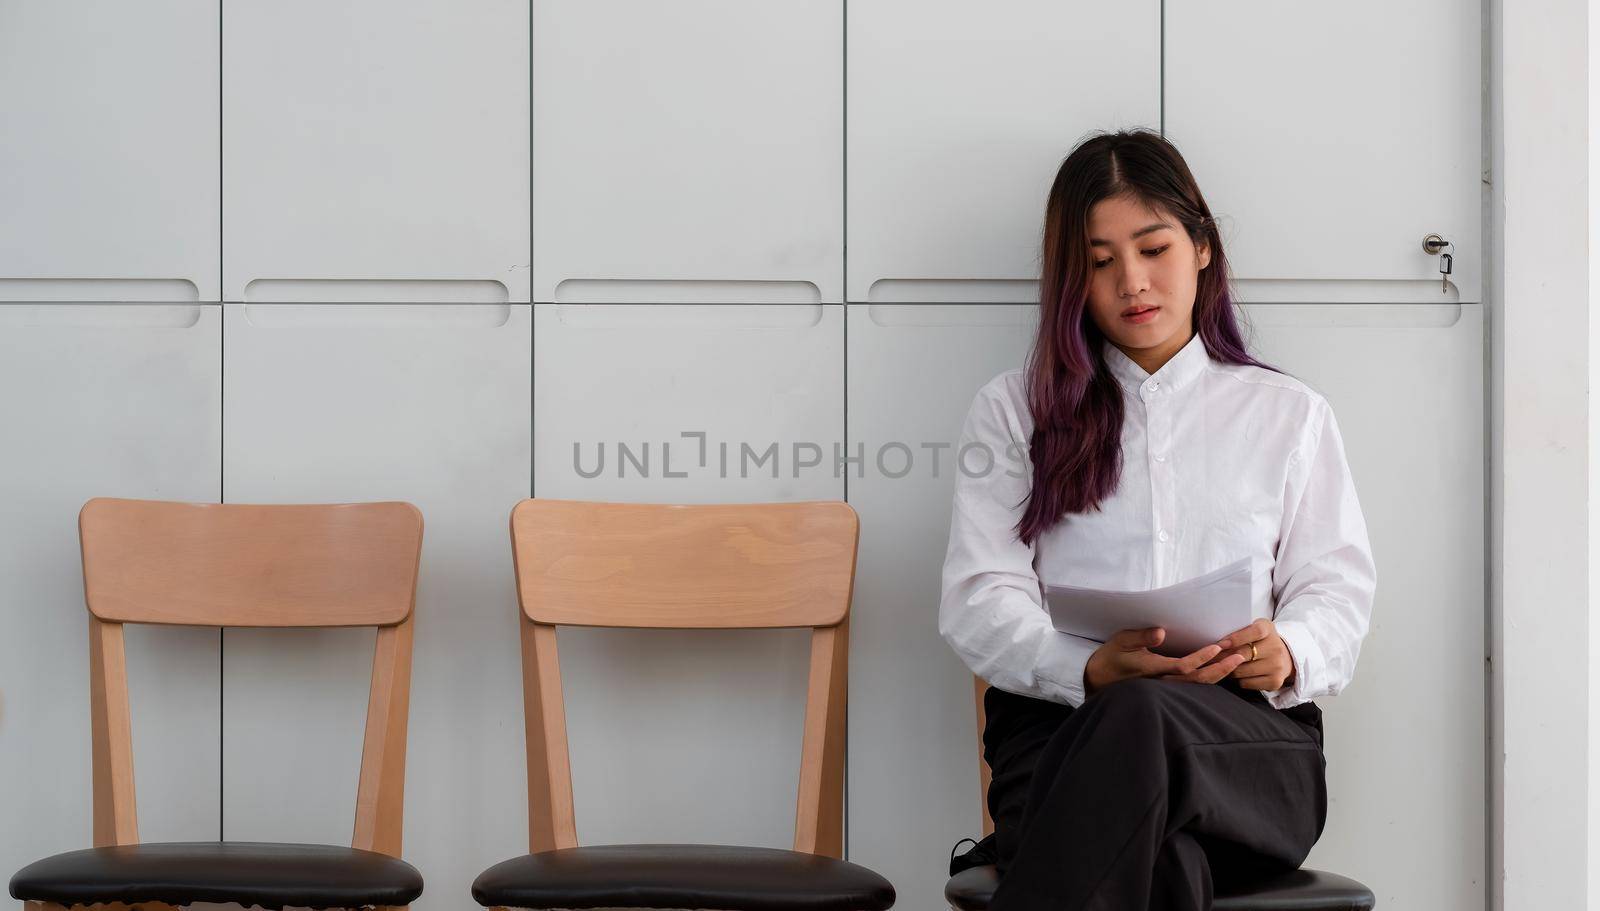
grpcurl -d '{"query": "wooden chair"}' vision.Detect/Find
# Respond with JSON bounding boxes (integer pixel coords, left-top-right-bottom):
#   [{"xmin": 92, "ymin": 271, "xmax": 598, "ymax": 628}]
[
  {"xmin": 944, "ymin": 677, "xmax": 1377, "ymax": 911},
  {"xmin": 10, "ymin": 497, "xmax": 426, "ymax": 911},
  {"xmin": 471, "ymin": 498, "xmax": 895, "ymax": 911}
]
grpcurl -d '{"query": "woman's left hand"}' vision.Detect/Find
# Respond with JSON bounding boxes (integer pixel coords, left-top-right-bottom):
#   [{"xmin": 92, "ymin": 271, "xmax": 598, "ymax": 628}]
[{"xmin": 1195, "ymin": 618, "xmax": 1296, "ymax": 692}]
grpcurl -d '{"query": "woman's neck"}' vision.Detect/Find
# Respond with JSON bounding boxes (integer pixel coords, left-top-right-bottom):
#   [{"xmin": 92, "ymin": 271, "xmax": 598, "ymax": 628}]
[{"xmin": 1115, "ymin": 327, "xmax": 1193, "ymax": 376}]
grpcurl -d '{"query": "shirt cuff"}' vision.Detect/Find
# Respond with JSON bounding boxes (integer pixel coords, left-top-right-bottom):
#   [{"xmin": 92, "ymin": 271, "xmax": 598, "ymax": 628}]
[
  {"xmin": 1264, "ymin": 618, "xmax": 1324, "ymax": 710},
  {"xmin": 1036, "ymin": 631, "xmax": 1099, "ymax": 709}
]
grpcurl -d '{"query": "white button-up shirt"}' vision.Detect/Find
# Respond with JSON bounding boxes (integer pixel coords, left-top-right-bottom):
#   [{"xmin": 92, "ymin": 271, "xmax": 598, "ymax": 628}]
[{"xmin": 938, "ymin": 330, "xmax": 1377, "ymax": 710}]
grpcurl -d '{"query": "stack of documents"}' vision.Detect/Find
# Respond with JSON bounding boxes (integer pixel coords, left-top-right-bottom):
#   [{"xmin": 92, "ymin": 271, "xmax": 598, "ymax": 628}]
[{"xmin": 1042, "ymin": 556, "xmax": 1256, "ymax": 658}]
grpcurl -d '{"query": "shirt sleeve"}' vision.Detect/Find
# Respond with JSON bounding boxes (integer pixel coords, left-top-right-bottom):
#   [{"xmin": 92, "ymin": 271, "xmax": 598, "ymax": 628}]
[
  {"xmin": 1264, "ymin": 398, "xmax": 1378, "ymax": 710},
  {"xmin": 938, "ymin": 378, "xmax": 1100, "ymax": 708}
]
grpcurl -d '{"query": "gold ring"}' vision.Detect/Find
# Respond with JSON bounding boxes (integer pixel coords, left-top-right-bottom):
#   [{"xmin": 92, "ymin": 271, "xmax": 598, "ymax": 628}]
[{"xmin": 1249, "ymin": 642, "xmax": 1258, "ymax": 661}]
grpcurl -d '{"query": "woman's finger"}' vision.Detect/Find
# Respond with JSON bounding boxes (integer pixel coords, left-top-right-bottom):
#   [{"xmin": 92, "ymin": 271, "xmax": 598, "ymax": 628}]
[
  {"xmin": 1221, "ymin": 630, "xmax": 1281, "ymax": 669},
  {"xmin": 1186, "ymin": 654, "xmax": 1244, "ymax": 684},
  {"xmin": 1217, "ymin": 619, "xmax": 1273, "ymax": 651},
  {"xmin": 1196, "ymin": 653, "xmax": 1241, "ymax": 682},
  {"xmin": 1171, "ymin": 643, "xmax": 1222, "ymax": 673},
  {"xmin": 1233, "ymin": 673, "xmax": 1283, "ymax": 690},
  {"xmin": 1156, "ymin": 651, "xmax": 1245, "ymax": 684}
]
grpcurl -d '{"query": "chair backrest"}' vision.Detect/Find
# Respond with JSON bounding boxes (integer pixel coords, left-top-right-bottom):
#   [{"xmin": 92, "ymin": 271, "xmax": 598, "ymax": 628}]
[
  {"xmin": 974, "ymin": 677, "xmax": 994, "ymax": 837},
  {"xmin": 507, "ymin": 497, "xmax": 860, "ymax": 858},
  {"xmin": 77, "ymin": 497, "xmax": 424, "ymax": 856}
]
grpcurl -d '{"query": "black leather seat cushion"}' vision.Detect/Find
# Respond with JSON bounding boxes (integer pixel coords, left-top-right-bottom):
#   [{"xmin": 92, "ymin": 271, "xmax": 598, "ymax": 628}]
[
  {"xmin": 944, "ymin": 863, "xmax": 1375, "ymax": 911},
  {"xmin": 472, "ymin": 844, "xmax": 895, "ymax": 911},
  {"xmin": 9, "ymin": 841, "xmax": 424, "ymax": 910}
]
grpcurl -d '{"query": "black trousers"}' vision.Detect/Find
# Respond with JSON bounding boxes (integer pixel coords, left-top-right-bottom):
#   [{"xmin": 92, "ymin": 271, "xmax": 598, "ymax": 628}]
[{"xmin": 983, "ymin": 675, "xmax": 1327, "ymax": 911}]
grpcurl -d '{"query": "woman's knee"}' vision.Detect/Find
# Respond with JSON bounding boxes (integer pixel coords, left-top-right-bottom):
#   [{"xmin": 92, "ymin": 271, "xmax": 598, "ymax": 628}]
[
  {"xmin": 1085, "ymin": 674, "xmax": 1171, "ymax": 709},
  {"xmin": 1081, "ymin": 676, "xmax": 1209, "ymax": 729}
]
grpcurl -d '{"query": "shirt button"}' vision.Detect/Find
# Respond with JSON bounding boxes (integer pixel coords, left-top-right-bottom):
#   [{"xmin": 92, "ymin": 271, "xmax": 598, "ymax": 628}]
[
  {"xmin": 1158, "ymin": 529, "xmax": 1170, "ymax": 542},
  {"xmin": 1146, "ymin": 380, "xmax": 1160, "ymax": 393},
  {"xmin": 1154, "ymin": 454, "xmax": 1167, "ymax": 462}
]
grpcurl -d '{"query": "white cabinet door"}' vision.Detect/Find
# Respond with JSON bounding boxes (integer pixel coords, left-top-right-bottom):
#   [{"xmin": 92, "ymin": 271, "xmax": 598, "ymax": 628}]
[
  {"xmin": 221, "ymin": 304, "xmax": 531, "ymax": 911},
  {"xmin": 224, "ymin": 2, "xmax": 531, "ymax": 303},
  {"xmin": 532, "ymin": 3, "xmax": 842, "ymax": 304},
  {"xmin": 845, "ymin": 303, "xmax": 1482, "ymax": 908},
  {"xmin": 533, "ymin": 303, "xmax": 843, "ymax": 847},
  {"xmin": 844, "ymin": 304, "xmax": 1036, "ymax": 910},
  {"xmin": 0, "ymin": 2, "xmax": 219, "ymax": 301},
  {"xmin": 1166, "ymin": 3, "xmax": 1481, "ymax": 304},
  {"xmin": 0, "ymin": 304, "xmax": 222, "ymax": 872},
  {"xmin": 846, "ymin": 1, "xmax": 1159, "ymax": 304},
  {"xmin": 1246, "ymin": 302, "xmax": 1484, "ymax": 909}
]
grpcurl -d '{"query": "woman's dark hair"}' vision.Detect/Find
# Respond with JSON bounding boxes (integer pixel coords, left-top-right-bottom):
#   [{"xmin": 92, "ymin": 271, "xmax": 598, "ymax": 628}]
[{"xmin": 1016, "ymin": 127, "xmax": 1287, "ymax": 545}]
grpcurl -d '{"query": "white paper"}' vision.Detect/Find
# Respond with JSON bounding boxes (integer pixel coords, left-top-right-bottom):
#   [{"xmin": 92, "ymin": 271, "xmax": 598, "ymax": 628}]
[{"xmin": 1042, "ymin": 556, "xmax": 1256, "ymax": 657}]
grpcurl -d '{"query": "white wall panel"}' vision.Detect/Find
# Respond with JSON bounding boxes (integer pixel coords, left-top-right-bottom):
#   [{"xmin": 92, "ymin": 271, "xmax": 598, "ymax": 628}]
[
  {"xmin": 1244, "ymin": 302, "xmax": 1484, "ymax": 909},
  {"xmin": 224, "ymin": 1, "xmax": 530, "ymax": 303},
  {"xmin": 532, "ymin": 3, "xmax": 843, "ymax": 304},
  {"xmin": 847, "ymin": 1, "xmax": 1159, "ymax": 303},
  {"xmin": 0, "ymin": 5, "xmax": 1489, "ymax": 907},
  {"xmin": 845, "ymin": 302, "xmax": 1482, "ymax": 910},
  {"xmin": 0, "ymin": 304, "xmax": 222, "ymax": 874},
  {"xmin": 0, "ymin": 3, "xmax": 219, "ymax": 301},
  {"xmin": 1166, "ymin": 3, "xmax": 1482, "ymax": 303},
  {"xmin": 221, "ymin": 303, "xmax": 531, "ymax": 911},
  {"xmin": 532, "ymin": 303, "xmax": 843, "ymax": 847},
  {"xmin": 845, "ymin": 303, "xmax": 1037, "ymax": 911}
]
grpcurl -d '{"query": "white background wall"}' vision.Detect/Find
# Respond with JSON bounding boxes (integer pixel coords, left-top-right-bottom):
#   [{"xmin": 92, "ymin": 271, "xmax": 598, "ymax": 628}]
[
  {"xmin": 1495, "ymin": 0, "xmax": 1591, "ymax": 909},
  {"xmin": 3, "ymin": 0, "xmax": 1581, "ymax": 908}
]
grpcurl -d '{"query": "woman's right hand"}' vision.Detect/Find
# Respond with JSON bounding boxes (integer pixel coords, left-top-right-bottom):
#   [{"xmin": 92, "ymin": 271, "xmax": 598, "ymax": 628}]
[{"xmin": 1083, "ymin": 627, "xmax": 1246, "ymax": 697}]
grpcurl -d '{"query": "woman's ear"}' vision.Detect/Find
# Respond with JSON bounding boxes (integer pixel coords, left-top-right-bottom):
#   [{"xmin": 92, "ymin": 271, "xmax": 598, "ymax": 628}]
[{"xmin": 1196, "ymin": 240, "xmax": 1212, "ymax": 271}]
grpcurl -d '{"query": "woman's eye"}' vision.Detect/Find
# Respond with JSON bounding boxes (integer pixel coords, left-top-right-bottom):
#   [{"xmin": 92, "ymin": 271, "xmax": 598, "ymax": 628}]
[{"xmin": 1091, "ymin": 245, "xmax": 1169, "ymax": 269}]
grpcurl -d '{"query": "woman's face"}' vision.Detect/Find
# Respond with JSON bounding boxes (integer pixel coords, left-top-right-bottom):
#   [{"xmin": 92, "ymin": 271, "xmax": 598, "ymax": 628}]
[{"xmin": 1084, "ymin": 193, "xmax": 1211, "ymax": 367}]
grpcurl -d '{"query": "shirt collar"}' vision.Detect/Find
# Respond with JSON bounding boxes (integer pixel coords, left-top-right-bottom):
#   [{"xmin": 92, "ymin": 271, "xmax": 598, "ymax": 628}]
[{"xmin": 1102, "ymin": 331, "xmax": 1212, "ymax": 397}]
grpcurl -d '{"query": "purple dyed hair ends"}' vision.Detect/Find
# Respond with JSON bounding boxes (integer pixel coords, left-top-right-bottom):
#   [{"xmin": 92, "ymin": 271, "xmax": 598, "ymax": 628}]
[{"xmin": 1015, "ymin": 128, "xmax": 1289, "ymax": 546}]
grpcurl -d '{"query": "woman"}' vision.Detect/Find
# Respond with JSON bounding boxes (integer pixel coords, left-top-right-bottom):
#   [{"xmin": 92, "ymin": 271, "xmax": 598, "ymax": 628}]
[{"xmin": 938, "ymin": 128, "xmax": 1377, "ymax": 911}]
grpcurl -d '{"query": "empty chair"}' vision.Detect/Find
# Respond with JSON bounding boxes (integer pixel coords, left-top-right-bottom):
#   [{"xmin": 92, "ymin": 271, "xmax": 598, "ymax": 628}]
[
  {"xmin": 944, "ymin": 677, "xmax": 1377, "ymax": 911},
  {"xmin": 473, "ymin": 498, "xmax": 895, "ymax": 911},
  {"xmin": 10, "ymin": 497, "xmax": 427, "ymax": 911}
]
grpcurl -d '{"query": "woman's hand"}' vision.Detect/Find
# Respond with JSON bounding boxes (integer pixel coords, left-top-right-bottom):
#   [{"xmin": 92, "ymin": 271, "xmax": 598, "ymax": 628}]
[
  {"xmin": 1185, "ymin": 618, "xmax": 1296, "ymax": 693},
  {"xmin": 1084, "ymin": 627, "xmax": 1245, "ymax": 697}
]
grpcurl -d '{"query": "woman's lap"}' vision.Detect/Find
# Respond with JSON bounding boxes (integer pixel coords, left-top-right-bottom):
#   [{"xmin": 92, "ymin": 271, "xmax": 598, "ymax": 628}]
[{"xmin": 983, "ymin": 675, "xmax": 1327, "ymax": 898}]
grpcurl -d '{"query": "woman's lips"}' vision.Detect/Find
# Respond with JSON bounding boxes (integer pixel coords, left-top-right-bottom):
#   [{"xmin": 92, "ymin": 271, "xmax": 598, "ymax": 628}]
[{"xmin": 1122, "ymin": 306, "xmax": 1160, "ymax": 324}]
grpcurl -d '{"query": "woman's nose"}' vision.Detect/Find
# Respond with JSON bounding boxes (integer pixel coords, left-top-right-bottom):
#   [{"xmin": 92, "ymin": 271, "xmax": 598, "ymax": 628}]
[{"xmin": 1119, "ymin": 263, "xmax": 1151, "ymax": 297}]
